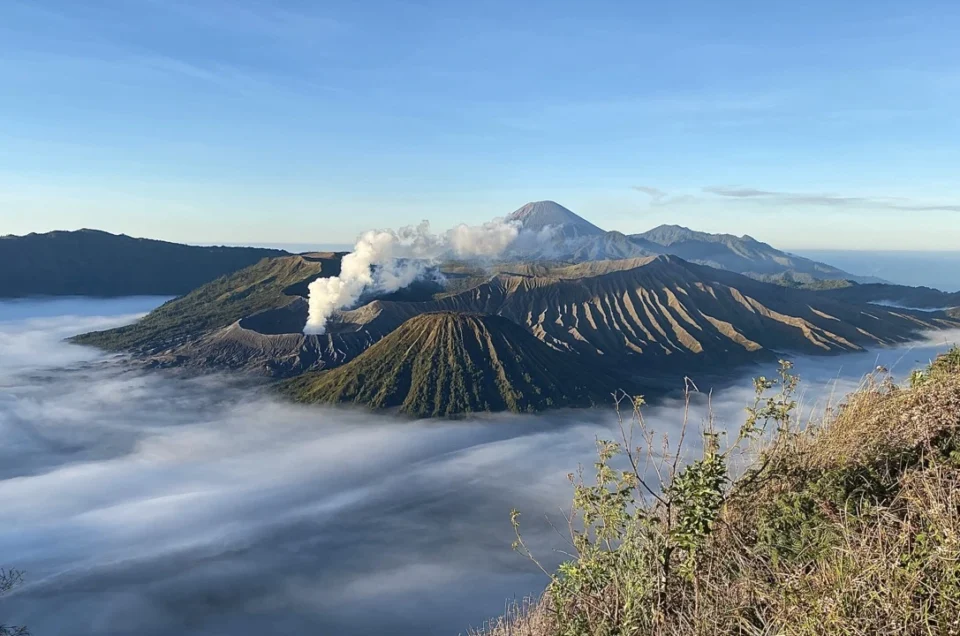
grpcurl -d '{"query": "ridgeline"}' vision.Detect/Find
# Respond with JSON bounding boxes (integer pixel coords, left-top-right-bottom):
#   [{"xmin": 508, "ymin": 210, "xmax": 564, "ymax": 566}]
[
  {"xmin": 0, "ymin": 229, "xmax": 287, "ymax": 297},
  {"xmin": 281, "ymin": 312, "xmax": 624, "ymax": 417}
]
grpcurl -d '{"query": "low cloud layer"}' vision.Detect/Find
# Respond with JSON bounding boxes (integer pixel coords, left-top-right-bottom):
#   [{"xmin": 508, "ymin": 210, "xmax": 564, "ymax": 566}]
[{"xmin": 1, "ymin": 299, "xmax": 958, "ymax": 635}]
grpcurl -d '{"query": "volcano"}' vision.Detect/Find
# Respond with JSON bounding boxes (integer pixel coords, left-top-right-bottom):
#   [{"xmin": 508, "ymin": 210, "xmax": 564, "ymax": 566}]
[{"xmin": 280, "ymin": 312, "xmax": 623, "ymax": 416}]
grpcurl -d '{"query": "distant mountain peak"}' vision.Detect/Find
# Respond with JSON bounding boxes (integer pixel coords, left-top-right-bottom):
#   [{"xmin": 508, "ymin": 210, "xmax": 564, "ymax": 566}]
[
  {"xmin": 640, "ymin": 224, "xmax": 697, "ymax": 243},
  {"xmin": 639, "ymin": 224, "xmax": 754, "ymax": 246},
  {"xmin": 650, "ymin": 223, "xmax": 692, "ymax": 232},
  {"xmin": 507, "ymin": 201, "xmax": 605, "ymax": 237}
]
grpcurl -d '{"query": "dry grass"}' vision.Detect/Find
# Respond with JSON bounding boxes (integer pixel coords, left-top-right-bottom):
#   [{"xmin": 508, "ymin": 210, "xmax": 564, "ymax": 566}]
[
  {"xmin": 808, "ymin": 374, "xmax": 960, "ymax": 471},
  {"xmin": 469, "ymin": 599, "xmax": 554, "ymax": 636},
  {"xmin": 474, "ymin": 348, "xmax": 960, "ymax": 636}
]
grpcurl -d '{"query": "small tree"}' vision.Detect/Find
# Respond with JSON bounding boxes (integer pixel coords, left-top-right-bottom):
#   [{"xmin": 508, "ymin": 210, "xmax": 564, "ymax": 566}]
[
  {"xmin": 509, "ymin": 361, "xmax": 801, "ymax": 634},
  {"xmin": 0, "ymin": 569, "xmax": 28, "ymax": 636}
]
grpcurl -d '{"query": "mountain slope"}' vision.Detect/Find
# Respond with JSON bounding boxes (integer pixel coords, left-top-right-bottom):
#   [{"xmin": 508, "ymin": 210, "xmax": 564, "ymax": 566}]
[
  {"xmin": 504, "ymin": 200, "xmax": 654, "ymax": 262},
  {"xmin": 0, "ymin": 229, "xmax": 287, "ymax": 297},
  {"xmin": 480, "ymin": 349, "xmax": 960, "ymax": 635},
  {"xmin": 502, "ymin": 203, "xmax": 869, "ymax": 283},
  {"xmin": 507, "ymin": 200, "xmax": 605, "ymax": 238},
  {"xmin": 141, "ymin": 255, "xmax": 960, "ymax": 380},
  {"xmin": 632, "ymin": 224, "xmax": 870, "ymax": 282},
  {"xmin": 72, "ymin": 253, "xmax": 339, "ymax": 352},
  {"xmin": 281, "ymin": 312, "xmax": 621, "ymax": 416},
  {"xmin": 816, "ymin": 282, "xmax": 960, "ymax": 309},
  {"xmin": 353, "ymin": 256, "xmax": 954, "ymax": 364}
]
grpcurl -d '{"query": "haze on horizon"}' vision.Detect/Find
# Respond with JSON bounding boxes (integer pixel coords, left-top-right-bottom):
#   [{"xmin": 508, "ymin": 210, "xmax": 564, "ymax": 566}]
[{"xmin": 1, "ymin": 0, "xmax": 958, "ymax": 250}]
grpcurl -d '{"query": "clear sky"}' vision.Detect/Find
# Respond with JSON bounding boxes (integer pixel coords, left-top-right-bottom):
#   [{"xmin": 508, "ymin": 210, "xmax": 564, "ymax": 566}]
[{"xmin": 1, "ymin": 0, "xmax": 958, "ymax": 250}]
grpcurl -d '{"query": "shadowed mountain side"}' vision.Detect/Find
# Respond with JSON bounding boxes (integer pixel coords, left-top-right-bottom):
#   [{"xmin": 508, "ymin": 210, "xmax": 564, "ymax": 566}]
[
  {"xmin": 280, "ymin": 313, "xmax": 624, "ymax": 416},
  {"xmin": 172, "ymin": 255, "xmax": 960, "ymax": 379},
  {"xmin": 816, "ymin": 282, "xmax": 960, "ymax": 309},
  {"xmin": 157, "ymin": 297, "xmax": 393, "ymax": 375},
  {"xmin": 72, "ymin": 254, "xmax": 340, "ymax": 352},
  {"xmin": 562, "ymin": 231, "xmax": 654, "ymax": 262},
  {"xmin": 0, "ymin": 228, "xmax": 289, "ymax": 297},
  {"xmin": 344, "ymin": 256, "xmax": 956, "ymax": 362},
  {"xmin": 632, "ymin": 224, "xmax": 875, "ymax": 282},
  {"xmin": 74, "ymin": 253, "xmax": 960, "ymax": 385}
]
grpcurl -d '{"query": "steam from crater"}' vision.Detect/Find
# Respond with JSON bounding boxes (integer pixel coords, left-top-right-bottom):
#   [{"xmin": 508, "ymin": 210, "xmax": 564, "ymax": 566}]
[{"xmin": 304, "ymin": 219, "xmax": 520, "ymax": 335}]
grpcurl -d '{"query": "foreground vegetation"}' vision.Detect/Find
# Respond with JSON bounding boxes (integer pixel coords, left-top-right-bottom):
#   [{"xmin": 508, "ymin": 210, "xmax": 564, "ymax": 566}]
[
  {"xmin": 0, "ymin": 568, "xmax": 27, "ymax": 635},
  {"xmin": 477, "ymin": 347, "xmax": 960, "ymax": 636}
]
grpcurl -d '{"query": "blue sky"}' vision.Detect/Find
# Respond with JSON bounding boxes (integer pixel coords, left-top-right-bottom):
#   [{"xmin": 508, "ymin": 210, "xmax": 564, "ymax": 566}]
[{"xmin": 1, "ymin": 0, "xmax": 958, "ymax": 249}]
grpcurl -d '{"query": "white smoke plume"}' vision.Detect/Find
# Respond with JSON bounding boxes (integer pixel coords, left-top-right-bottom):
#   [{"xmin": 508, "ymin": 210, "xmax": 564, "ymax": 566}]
[{"xmin": 304, "ymin": 218, "xmax": 521, "ymax": 335}]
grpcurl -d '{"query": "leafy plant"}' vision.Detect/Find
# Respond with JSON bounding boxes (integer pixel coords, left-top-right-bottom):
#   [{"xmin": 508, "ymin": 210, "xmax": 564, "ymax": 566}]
[{"xmin": 480, "ymin": 351, "xmax": 960, "ymax": 636}]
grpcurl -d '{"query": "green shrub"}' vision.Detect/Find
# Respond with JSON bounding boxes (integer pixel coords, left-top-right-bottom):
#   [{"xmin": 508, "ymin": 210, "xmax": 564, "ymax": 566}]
[{"xmin": 477, "ymin": 349, "xmax": 960, "ymax": 636}]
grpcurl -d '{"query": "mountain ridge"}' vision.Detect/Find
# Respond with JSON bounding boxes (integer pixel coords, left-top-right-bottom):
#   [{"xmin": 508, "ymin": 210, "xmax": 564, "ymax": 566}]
[
  {"xmin": 0, "ymin": 228, "xmax": 288, "ymax": 297},
  {"xmin": 79, "ymin": 253, "xmax": 960, "ymax": 389},
  {"xmin": 635, "ymin": 224, "xmax": 759, "ymax": 247},
  {"xmin": 280, "ymin": 312, "xmax": 623, "ymax": 416},
  {"xmin": 507, "ymin": 200, "xmax": 605, "ymax": 238},
  {"xmin": 6, "ymin": 202, "xmax": 878, "ymax": 299},
  {"xmin": 817, "ymin": 282, "xmax": 960, "ymax": 309},
  {"xmin": 71, "ymin": 254, "xmax": 336, "ymax": 352},
  {"xmin": 504, "ymin": 202, "xmax": 873, "ymax": 283}
]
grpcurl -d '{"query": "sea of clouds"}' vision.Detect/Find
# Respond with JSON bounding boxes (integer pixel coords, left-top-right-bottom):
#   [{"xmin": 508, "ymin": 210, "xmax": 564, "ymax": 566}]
[{"xmin": 1, "ymin": 298, "xmax": 958, "ymax": 635}]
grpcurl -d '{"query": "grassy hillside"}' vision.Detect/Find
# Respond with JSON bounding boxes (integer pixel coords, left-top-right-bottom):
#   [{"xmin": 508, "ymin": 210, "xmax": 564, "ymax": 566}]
[
  {"xmin": 73, "ymin": 254, "xmax": 336, "ymax": 351},
  {"xmin": 281, "ymin": 312, "xmax": 624, "ymax": 417},
  {"xmin": 757, "ymin": 271, "xmax": 855, "ymax": 290},
  {"xmin": 0, "ymin": 228, "xmax": 286, "ymax": 297},
  {"xmin": 478, "ymin": 348, "xmax": 960, "ymax": 635}
]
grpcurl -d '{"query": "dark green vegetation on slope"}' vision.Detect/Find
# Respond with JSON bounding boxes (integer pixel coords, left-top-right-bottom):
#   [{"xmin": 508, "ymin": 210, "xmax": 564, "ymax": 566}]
[
  {"xmin": 479, "ymin": 349, "xmax": 960, "ymax": 636},
  {"xmin": 281, "ymin": 312, "xmax": 623, "ymax": 417},
  {"xmin": 817, "ymin": 280, "xmax": 960, "ymax": 309},
  {"xmin": 72, "ymin": 254, "xmax": 336, "ymax": 351},
  {"xmin": 0, "ymin": 229, "xmax": 286, "ymax": 297},
  {"xmin": 759, "ymin": 271, "xmax": 855, "ymax": 290}
]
